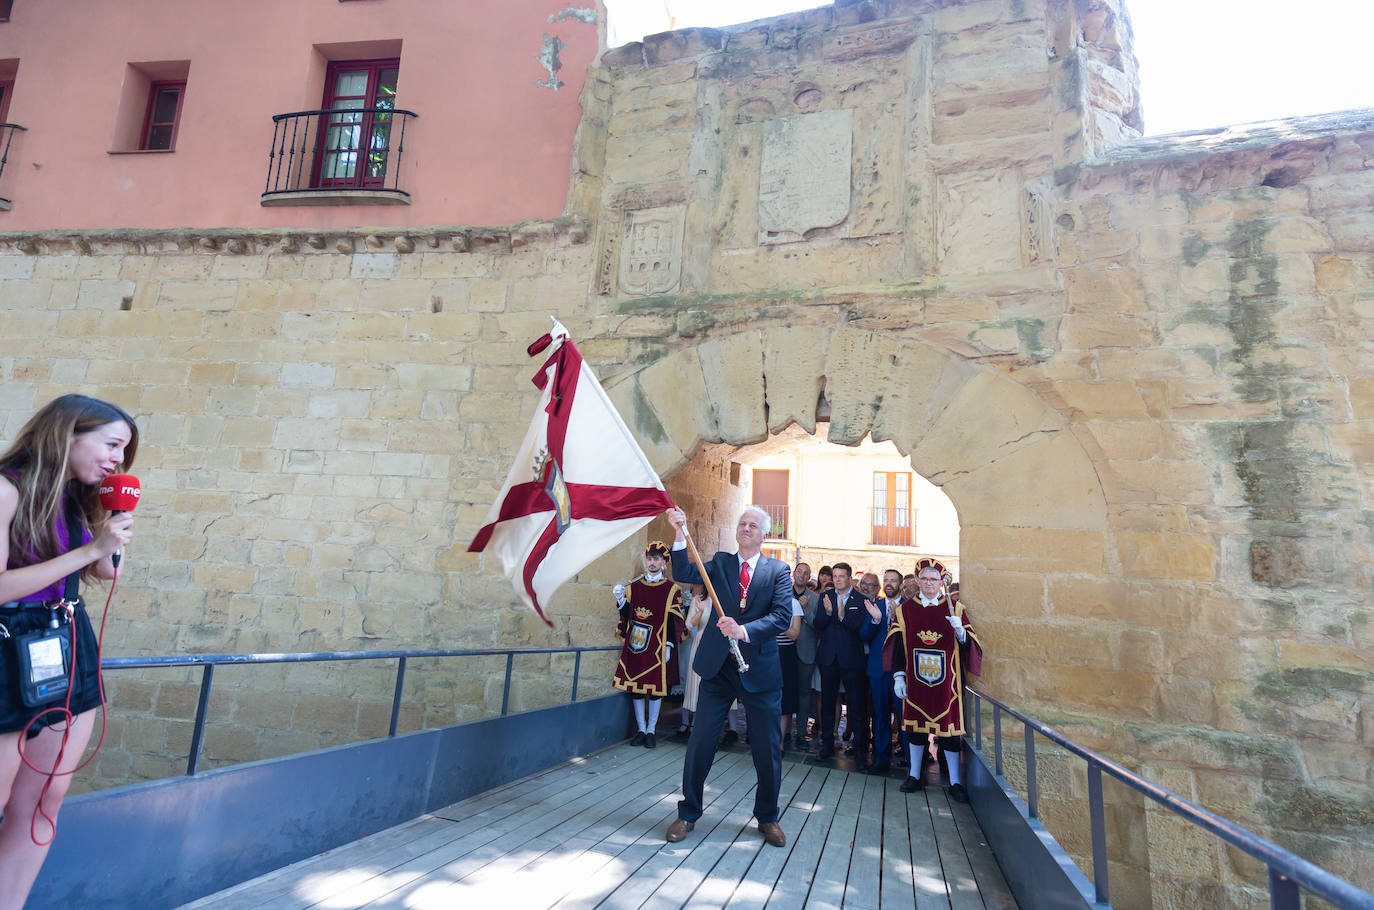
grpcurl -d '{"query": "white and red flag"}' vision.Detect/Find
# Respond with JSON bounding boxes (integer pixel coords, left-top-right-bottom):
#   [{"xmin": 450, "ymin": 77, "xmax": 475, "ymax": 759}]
[{"xmin": 468, "ymin": 320, "xmax": 674, "ymax": 627}]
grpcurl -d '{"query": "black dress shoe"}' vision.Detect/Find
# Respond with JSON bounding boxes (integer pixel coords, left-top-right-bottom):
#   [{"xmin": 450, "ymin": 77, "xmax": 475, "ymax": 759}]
[
  {"xmin": 867, "ymin": 763, "xmax": 890, "ymax": 776},
  {"xmin": 644, "ymin": 733, "xmax": 656, "ymax": 749},
  {"xmin": 900, "ymin": 775, "xmax": 925, "ymax": 793},
  {"xmin": 950, "ymin": 783, "xmax": 969, "ymax": 803},
  {"xmin": 721, "ymin": 729, "xmax": 739, "ymax": 747},
  {"xmin": 630, "ymin": 732, "xmax": 646, "ymax": 746},
  {"xmin": 818, "ymin": 745, "xmax": 834, "ymax": 760}
]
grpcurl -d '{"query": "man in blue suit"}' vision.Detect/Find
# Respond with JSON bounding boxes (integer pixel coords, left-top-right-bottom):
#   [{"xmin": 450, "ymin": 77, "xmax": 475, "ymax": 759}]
[
  {"xmin": 860, "ymin": 569, "xmax": 903, "ymax": 775},
  {"xmin": 665, "ymin": 505, "xmax": 794, "ymax": 848},
  {"xmin": 814, "ymin": 562, "xmax": 870, "ymax": 769}
]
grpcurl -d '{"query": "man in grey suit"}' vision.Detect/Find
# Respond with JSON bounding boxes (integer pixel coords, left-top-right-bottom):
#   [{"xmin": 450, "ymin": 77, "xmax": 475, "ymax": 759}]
[
  {"xmin": 665, "ymin": 505, "xmax": 794, "ymax": 847},
  {"xmin": 791, "ymin": 562, "xmax": 822, "ymax": 749}
]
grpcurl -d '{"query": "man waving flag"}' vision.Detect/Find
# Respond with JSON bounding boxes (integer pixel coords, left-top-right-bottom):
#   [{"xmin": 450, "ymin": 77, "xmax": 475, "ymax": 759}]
[{"xmin": 468, "ymin": 319, "xmax": 674, "ymax": 627}]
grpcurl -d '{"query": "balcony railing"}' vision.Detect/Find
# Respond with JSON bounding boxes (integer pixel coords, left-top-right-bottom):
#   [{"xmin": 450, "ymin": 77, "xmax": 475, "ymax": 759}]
[
  {"xmin": 0, "ymin": 122, "xmax": 26, "ymax": 210},
  {"xmin": 752, "ymin": 504, "xmax": 919, "ymax": 546},
  {"xmin": 754, "ymin": 503, "xmax": 789, "ymax": 539},
  {"xmin": 261, "ymin": 107, "xmax": 416, "ymax": 206}
]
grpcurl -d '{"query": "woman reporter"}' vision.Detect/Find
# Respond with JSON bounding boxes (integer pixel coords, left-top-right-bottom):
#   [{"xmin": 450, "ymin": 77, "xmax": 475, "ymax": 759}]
[{"xmin": 0, "ymin": 394, "xmax": 137, "ymax": 906}]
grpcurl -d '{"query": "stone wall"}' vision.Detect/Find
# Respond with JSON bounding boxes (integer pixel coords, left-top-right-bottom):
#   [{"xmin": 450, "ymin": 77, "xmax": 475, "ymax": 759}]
[{"xmin": 1, "ymin": 0, "xmax": 1371, "ymax": 904}]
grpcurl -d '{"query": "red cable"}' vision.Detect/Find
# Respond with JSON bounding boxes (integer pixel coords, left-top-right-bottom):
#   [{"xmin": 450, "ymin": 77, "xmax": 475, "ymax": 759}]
[{"xmin": 15, "ymin": 568, "xmax": 114, "ymax": 846}]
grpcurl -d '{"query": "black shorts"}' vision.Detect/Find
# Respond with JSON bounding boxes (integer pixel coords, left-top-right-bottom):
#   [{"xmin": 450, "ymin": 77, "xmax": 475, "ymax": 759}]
[{"xmin": 0, "ymin": 600, "xmax": 104, "ymax": 738}]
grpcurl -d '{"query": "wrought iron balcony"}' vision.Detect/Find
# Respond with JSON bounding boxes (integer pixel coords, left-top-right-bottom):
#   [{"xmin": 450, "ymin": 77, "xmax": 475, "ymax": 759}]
[
  {"xmin": 0, "ymin": 122, "xmax": 26, "ymax": 211},
  {"xmin": 261, "ymin": 107, "xmax": 416, "ymax": 206}
]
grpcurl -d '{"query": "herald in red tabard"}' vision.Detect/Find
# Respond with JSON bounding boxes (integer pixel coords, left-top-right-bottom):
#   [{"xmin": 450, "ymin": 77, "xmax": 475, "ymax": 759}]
[
  {"xmin": 613, "ymin": 576, "xmax": 686, "ymax": 697},
  {"xmin": 883, "ymin": 594, "xmax": 983, "ymax": 737}
]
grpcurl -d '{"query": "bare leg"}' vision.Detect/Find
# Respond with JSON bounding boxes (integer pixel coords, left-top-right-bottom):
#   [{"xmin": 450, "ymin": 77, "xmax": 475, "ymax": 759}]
[{"xmin": 0, "ymin": 712, "xmax": 96, "ymax": 909}]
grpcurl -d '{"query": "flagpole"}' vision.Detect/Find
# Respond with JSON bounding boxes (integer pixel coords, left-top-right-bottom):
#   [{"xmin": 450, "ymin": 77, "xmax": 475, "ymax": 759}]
[{"xmin": 680, "ymin": 527, "xmax": 750, "ymax": 674}]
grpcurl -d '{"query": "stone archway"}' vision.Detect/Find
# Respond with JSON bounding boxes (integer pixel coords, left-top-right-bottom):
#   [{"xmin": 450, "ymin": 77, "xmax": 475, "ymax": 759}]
[
  {"xmin": 602, "ymin": 325, "xmax": 1112, "ymax": 709},
  {"xmin": 601, "ymin": 323, "xmax": 1161, "ymax": 900}
]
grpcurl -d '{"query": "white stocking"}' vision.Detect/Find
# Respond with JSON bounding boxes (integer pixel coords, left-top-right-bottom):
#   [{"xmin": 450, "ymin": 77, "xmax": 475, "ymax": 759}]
[
  {"xmin": 634, "ymin": 698, "xmax": 648, "ymax": 733},
  {"xmin": 647, "ymin": 698, "xmax": 662, "ymax": 731}
]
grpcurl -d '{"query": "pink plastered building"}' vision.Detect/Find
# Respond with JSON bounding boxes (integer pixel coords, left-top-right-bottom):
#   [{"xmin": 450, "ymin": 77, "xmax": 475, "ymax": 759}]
[{"xmin": 0, "ymin": 0, "xmax": 600, "ymax": 230}]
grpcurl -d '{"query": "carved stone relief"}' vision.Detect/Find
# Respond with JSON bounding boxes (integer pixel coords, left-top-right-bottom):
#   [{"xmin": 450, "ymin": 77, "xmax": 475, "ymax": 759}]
[
  {"xmin": 618, "ymin": 205, "xmax": 686, "ymax": 297},
  {"xmin": 758, "ymin": 108, "xmax": 853, "ymax": 245},
  {"xmin": 596, "ymin": 211, "xmax": 621, "ymax": 297},
  {"xmin": 1022, "ymin": 179, "xmax": 1056, "ymax": 265}
]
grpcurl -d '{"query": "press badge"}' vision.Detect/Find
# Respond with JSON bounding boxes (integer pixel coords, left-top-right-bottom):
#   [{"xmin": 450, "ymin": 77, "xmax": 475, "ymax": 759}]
[{"xmin": 15, "ymin": 628, "xmax": 71, "ymax": 707}]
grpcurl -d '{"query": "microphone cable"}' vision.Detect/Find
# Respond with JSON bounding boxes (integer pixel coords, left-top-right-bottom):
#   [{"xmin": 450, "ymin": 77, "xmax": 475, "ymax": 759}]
[{"xmin": 16, "ymin": 567, "xmax": 116, "ymax": 846}]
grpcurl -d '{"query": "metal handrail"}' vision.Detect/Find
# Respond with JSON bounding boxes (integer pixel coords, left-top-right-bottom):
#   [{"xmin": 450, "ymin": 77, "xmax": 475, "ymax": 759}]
[
  {"xmin": 102, "ymin": 645, "xmax": 618, "ymax": 777},
  {"xmin": 967, "ymin": 686, "xmax": 1374, "ymax": 910},
  {"xmin": 262, "ymin": 107, "xmax": 417, "ymax": 198},
  {"xmin": 0, "ymin": 122, "xmax": 26, "ymax": 205}
]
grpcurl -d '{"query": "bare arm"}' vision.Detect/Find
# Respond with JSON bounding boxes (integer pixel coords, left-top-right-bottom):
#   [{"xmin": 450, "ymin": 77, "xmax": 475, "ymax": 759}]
[{"xmin": 0, "ymin": 479, "xmax": 132, "ymax": 603}]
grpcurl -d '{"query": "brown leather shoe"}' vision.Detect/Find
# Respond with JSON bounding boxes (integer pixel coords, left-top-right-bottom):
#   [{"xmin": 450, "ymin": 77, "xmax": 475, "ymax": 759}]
[
  {"xmin": 666, "ymin": 818, "xmax": 694, "ymax": 843},
  {"xmin": 758, "ymin": 821, "xmax": 786, "ymax": 847}
]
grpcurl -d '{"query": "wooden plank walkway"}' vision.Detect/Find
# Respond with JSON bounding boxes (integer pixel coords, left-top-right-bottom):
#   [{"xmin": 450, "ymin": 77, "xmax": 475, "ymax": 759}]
[{"xmin": 181, "ymin": 740, "xmax": 1017, "ymax": 910}]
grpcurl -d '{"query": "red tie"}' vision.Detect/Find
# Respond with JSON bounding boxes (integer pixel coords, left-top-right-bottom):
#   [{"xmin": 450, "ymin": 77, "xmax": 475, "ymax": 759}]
[{"xmin": 739, "ymin": 560, "xmax": 751, "ymax": 602}]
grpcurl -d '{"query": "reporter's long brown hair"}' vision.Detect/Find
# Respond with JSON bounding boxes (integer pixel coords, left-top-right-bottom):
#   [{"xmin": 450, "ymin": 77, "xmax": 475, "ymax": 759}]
[{"xmin": 0, "ymin": 395, "xmax": 139, "ymax": 583}]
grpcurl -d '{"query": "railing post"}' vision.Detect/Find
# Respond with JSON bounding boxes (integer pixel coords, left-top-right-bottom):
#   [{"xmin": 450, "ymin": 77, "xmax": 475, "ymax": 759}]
[
  {"xmin": 974, "ymin": 692, "xmax": 982, "ymax": 751},
  {"xmin": 994, "ymin": 705, "xmax": 1003, "ymax": 777},
  {"xmin": 571, "ymin": 650, "xmax": 581, "ymax": 703},
  {"xmin": 1088, "ymin": 763, "xmax": 1110, "ymax": 904},
  {"xmin": 1024, "ymin": 724, "xmax": 1038, "ymax": 818},
  {"xmin": 265, "ymin": 119, "xmax": 277, "ymax": 194},
  {"xmin": 389, "ymin": 656, "xmax": 407, "ymax": 737},
  {"xmin": 186, "ymin": 663, "xmax": 214, "ymax": 776},
  {"xmin": 1268, "ymin": 868, "xmax": 1300, "ymax": 910},
  {"xmin": 395, "ymin": 109, "xmax": 409, "ymax": 192},
  {"xmin": 501, "ymin": 652, "xmax": 514, "ymax": 716}
]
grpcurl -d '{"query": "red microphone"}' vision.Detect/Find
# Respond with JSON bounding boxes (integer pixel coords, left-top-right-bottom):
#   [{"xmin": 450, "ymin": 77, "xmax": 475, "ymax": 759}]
[{"xmin": 97, "ymin": 474, "xmax": 140, "ymax": 568}]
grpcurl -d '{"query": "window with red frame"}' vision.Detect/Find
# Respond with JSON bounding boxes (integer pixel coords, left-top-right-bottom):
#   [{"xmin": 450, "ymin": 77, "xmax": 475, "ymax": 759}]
[
  {"xmin": 312, "ymin": 59, "xmax": 398, "ymax": 189},
  {"xmin": 141, "ymin": 81, "xmax": 185, "ymax": 150},
  {"xmin": 752, "ymin": 469, "xmax": 790, "ymax": 540},
  {"xmin": 872, "ymin": 471, "xmax": 913, "ymax": 547}
]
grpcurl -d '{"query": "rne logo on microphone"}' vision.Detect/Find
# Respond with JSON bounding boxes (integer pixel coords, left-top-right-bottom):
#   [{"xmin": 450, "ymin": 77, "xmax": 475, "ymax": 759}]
[{"xmin": 99, "ymin": 484, "xmax": 140, "ymax": 498}]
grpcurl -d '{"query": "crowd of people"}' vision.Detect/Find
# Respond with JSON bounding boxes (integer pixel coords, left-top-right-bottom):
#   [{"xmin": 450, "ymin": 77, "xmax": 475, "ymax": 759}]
[{"xmin": 611, "ymin": 507, "xmax": 983, "ymax": 850}]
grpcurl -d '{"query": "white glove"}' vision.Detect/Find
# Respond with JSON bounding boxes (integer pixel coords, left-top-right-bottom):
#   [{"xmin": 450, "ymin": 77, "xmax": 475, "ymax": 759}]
[
  {"xmin": 666, "ymin": 642, "xmax": 673, "ymax": 659},
  {"xmin": 613, "ymin": 584, "xmax": 626, "ymax": 607},
  {"xmin": 893, "ymin": 671, "xmax": 907, "ymax": 701},
  {"xmin": 947, "ymin": 614, "xmax": 967, "ymax": 643}
]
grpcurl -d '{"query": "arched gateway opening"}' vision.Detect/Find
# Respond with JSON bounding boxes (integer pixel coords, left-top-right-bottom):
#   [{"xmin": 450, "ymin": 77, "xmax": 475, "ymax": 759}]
[
  {"xmin": 590, "ymin": 325, "xmax": 1170, "ymax": 899},
  {"xmin": 599, "ymin": 326, "xmax": 1112, "ymax": 714}
]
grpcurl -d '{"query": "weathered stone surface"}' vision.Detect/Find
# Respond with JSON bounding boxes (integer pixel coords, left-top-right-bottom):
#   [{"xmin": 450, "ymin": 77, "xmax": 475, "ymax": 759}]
[
  {"xmin": 913, "ymin": 368, "xmax": 1065, "ymax": 481},
  {"xmin": 937, "ymin": 169, "xmax": 1023, "ymax": 274},
  {"xmin": 869, "ymin": 340, "xmax": 980, "ymax": 455},
  {"xmin": 758, "ymin": 108, "xmax": 854, "ymax": 244},
  {"xmin": 942, "ymin": 433, "xmax": 1108, "ymax": 531},
  {"xmin": 761, "ymin": 326, "xmax": 826, "ymax": 434},
  {"xmin": 696, "ymin": 331, "xmax": 767, "ymax": 445}
]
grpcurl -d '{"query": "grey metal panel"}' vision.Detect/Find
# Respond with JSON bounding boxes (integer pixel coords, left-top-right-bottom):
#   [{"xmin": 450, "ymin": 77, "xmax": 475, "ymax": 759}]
[
  {"xmin": 30, "ymin": 694, "xmax": 630, "ymax": 910},
  {"xmin": 966, "ymin": 746, "xmax": 1108, "ymax": 910}
]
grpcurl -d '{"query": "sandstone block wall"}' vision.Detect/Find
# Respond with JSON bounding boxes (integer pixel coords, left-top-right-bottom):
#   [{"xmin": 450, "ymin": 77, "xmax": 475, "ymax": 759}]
[{"xmin": 1, "ymin": 0, "xmax": 1371, "ymax": 905}]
